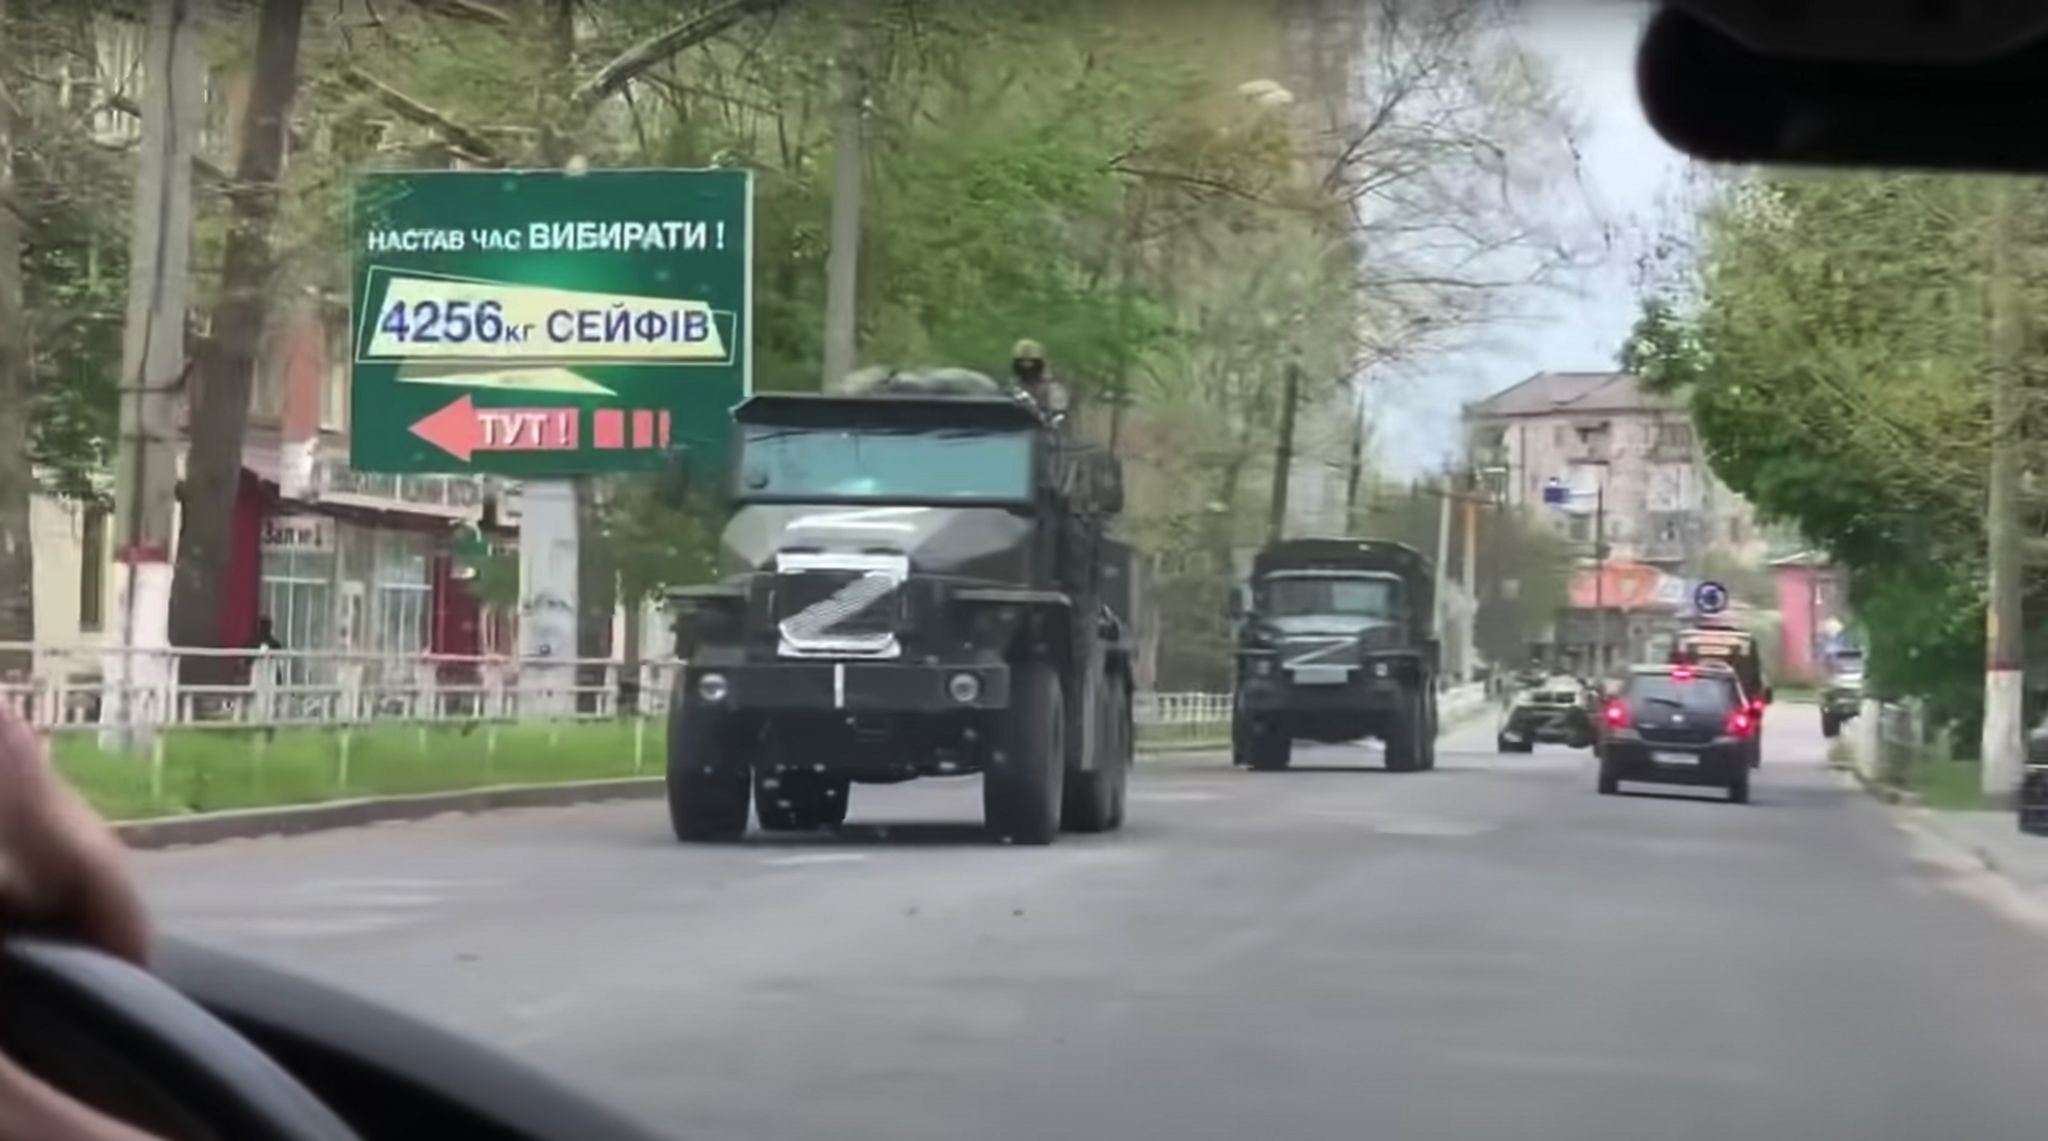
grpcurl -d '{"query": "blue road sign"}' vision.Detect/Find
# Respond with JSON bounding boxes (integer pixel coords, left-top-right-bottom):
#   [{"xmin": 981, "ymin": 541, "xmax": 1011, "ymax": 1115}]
[{"xmin": 1693, "ymin": 580, "xmax": 1730, "ymax": 615}]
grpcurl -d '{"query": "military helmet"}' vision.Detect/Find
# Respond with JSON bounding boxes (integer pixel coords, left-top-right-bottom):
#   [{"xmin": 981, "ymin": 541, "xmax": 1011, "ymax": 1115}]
[{"xmin": 1012, "ymin": 338, "xmax": 1045, "ymax": 363}]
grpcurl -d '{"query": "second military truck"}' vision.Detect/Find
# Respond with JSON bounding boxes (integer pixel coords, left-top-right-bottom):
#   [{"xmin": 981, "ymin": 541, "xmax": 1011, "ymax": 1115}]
[
  {"xmin": 664, "ymin": 369, "xmax": 1135, "ymax": 845},
  {"xmin": 1230, "ymin": 538, "xmax": 1440, "ymax": 772}
]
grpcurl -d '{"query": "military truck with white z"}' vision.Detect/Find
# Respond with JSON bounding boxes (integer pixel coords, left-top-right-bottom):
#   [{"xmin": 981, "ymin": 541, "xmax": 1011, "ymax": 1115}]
[{"xmin": 664, "ymin": 369, "xmax": 1135, "ymax": 845}]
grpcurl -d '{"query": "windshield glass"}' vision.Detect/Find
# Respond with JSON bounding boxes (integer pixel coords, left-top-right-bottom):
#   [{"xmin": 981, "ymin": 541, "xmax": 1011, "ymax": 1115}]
[
  {"xmin": 1259, "ymin": 575, "xmax": 1399, "ymax": 618},
  {"xmin": 738, "ymin": 426, "xmax": 1032, "ymax": 501},
  {"xmin": 1627, "ymin": 674, "xmax": 1739, "ymax": 716}
]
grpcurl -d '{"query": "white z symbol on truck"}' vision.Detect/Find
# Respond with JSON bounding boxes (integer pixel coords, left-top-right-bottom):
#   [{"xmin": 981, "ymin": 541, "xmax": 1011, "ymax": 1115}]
[
  {"xmin": 1282, "ymin": 637, "xmax": 1355, "ymax": 669},
  {"xmin": 775, "ymin": 552, "xmax": 909, "ymax": 657}
]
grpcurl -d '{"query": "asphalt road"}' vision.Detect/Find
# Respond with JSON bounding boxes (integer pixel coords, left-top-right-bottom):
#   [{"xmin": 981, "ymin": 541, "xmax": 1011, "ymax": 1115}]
[{"xmin": 138, "ymin": 708, "xmax": 2048, "ymax": 1141}]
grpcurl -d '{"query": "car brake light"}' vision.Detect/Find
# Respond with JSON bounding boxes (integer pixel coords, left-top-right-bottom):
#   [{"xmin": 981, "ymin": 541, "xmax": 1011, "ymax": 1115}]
[
  {"xmin": 1603, "ymin": 700, "xmax": 1629, "ymax": 728},
  {"xmin": 1726, "ymin": 709, "xmax": 1753, "ymax": 736},
  {"xmin": 1672, "ymin": 665, "xmax": 1694, "ymax": 680}
]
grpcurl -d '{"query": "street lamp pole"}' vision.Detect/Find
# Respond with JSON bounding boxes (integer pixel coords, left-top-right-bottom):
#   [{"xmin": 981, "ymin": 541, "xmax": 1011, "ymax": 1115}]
[{"xmin": 1594, "ymin": 481, "xmax": 1607, "ymax": 678}]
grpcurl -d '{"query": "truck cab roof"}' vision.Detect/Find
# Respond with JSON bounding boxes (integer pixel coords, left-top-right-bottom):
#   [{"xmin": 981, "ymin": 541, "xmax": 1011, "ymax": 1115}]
[{"xmin": 734, "ymin": 389, "xmax": 1046, "ymax": 432}]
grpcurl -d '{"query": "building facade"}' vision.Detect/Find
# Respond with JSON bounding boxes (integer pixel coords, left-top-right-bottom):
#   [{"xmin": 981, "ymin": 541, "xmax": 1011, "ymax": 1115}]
[{"xmin": 1462, "ymin": 370, "xmax": 1767, "ymax": 672}]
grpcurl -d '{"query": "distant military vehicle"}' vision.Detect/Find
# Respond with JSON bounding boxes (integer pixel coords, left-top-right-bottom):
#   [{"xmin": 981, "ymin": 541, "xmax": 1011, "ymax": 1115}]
[
  {"xmin": 1671, "ymin": 617, "xmax": 1771, "ymax": 767},
  {"xmin": 1229, "ymin": 538, "xmax": 1440, "ymax": 772},
  {"xmin": 665, "ymin": 369, "xmax": 1133, "ymax": 844},
  {"xmin": 1497, "ymin": 674, "xmax": 1598, "ymax": 753},
  {"xmin": 1820, "ymin": 648, "xmax": 1865, "ymax": 738}
]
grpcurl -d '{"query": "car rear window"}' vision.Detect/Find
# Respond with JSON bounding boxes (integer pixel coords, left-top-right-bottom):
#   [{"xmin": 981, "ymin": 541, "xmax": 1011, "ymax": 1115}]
[{"xmin": 1626, "ymin": 674, "xmax": 1737, "ymax": 715}]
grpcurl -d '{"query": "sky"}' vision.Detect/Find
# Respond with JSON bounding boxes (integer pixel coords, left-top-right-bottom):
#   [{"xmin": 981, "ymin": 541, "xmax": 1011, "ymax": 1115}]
[{"xmin": 1370, "ymin": 0, "xmax": 1696, "ymax": 478}]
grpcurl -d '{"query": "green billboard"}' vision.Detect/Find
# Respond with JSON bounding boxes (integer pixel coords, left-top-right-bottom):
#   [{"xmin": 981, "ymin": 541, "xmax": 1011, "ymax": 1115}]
[{"xmin": 348, "ymin": 168, "xmax": 751, "ymax": 476}]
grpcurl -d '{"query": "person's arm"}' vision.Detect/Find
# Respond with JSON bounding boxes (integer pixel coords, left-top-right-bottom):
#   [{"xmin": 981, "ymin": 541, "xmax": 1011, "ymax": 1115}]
[
  {"xmin": 0, "ymin": 700, "xmax": 166, "ymax": 1141},
  {"xmin": 0, "ymin": 1055, "xmax": 167, "ymax": 1141}
]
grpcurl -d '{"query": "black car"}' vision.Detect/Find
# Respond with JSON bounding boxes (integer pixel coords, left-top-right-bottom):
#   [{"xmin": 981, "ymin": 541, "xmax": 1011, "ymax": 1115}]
[{"xmin": 1596, "ymin": 664, "xmax": 1758, "ymax": 803}]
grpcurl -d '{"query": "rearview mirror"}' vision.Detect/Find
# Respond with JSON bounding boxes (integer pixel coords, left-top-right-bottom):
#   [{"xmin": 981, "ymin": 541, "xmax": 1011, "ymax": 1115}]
[{"xmin": 1638, "ymin": 5, "xmax": 2048, "ymax": 173}]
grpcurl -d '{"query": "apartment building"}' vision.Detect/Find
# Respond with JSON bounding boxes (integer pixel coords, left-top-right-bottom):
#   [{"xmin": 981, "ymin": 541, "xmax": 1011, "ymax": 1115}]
[{"xmin": 1462, "ymin": 370, "xmax": 1767, "ymax": 670}]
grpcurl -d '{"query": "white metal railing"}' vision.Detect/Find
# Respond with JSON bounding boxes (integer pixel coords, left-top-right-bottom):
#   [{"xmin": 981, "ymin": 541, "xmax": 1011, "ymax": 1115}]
[
  {"xmin": 0, "ymin": 643, "xmax": 1236, "ymax": 736},
  {"xmin": 1136, "ymin": 692, "xmax": 1231, "ymax": 727},
  {"xmin": 0, "ymin": 641, "xmax": 1481, "ymax": 742},
  {"xmin": 0, "ymin": 643, "xmax": 678, "ymax": 735}
]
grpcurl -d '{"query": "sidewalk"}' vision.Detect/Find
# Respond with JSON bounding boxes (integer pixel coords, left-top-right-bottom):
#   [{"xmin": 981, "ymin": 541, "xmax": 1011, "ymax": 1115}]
[{"xmin": 1913, "ymin": 807, "xmax": 2048, "ymax": 901}]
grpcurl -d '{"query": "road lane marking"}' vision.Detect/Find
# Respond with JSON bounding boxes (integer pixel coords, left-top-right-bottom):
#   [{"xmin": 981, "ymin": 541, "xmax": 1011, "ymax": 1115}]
[
  {"xmin": 1302, "ymin": 808, "xmax": 1494, "ymax": 837},
  {"xmin": 761, "ymin": 853, "xmax": 872, "ymax": 867}
]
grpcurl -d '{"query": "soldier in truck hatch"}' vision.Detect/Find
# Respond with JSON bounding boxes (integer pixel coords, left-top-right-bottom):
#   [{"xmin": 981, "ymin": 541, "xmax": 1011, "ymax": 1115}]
[{"xmin": 1010, "ymin": 339, "xmax": 1069, "ymax": 425}]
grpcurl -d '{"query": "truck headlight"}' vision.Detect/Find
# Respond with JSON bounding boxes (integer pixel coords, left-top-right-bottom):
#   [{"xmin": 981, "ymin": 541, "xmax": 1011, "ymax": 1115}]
[
  {"xmin": 698, "ymin": 672, "xmax": 731, "ymax": 703},
  {"xmin": 1373, "ymin": 661, "xmax": 1391, "ymax": 678},
  {"xmin": 947, "ymin": 672, "xmax": 982, "ymax": 704}
]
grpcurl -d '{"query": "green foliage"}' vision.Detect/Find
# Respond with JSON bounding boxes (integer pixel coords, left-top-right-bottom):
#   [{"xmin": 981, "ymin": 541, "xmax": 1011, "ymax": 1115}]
[
  {"xmin": 595, "ymin": 478, "xmax": 722, "ymax": 607},
  {"xmin": 1355, "ymin": 478, "xmax": 1573, "ymax": 668},
  {"xmin": 1620, "ymin": 174, "xmax": 2048, "ymax": 734},
  {"xmin": 2, "ymin": 5, "xmax": 136, "ymax": 495}
]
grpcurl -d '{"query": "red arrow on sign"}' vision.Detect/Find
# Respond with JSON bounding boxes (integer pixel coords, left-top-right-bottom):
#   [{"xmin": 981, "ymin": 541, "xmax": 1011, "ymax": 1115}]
[{"xmin": 410, "ymin": 395, "xmax": 579, "ymax": 462}]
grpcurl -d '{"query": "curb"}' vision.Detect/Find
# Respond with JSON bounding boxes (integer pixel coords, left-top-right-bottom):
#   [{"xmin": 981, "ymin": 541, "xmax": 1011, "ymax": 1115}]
[
  {"xmin": 1837, "ymin": 762, "xmax": 1923, "ymax": 807},
  {"xmin": 115, "ymin": 778, "xmax": 665, "ymax": 850},
  {"xmin": 117, "ymin": 696, "xmax": 1488, "ymax": 851},
  {"xmin": 122, "ymin": 740, "xmax": 1233, "ymax": 849}
]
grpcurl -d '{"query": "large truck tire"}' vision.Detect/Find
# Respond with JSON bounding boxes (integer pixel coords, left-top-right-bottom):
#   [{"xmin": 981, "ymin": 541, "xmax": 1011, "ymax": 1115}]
[
  {"xmin": 1421, "ymin": 686, "xmax": 1440, "ymax": 770},
  {"xmin": 1230, "ymin": 701, "xmax": 1254, "ymax": 767},
  {"xmin": 1246, "ymin": 726, "xmax": 1292, "ymax": 771},
  {"xmin": 1383, "ymin": 686, "xmax": 1427, "ymax": 772},
  {"xmin": 754, "ymin": 767, "xmax": 851, "ymax": 831},
  {"xmin": 666, "ymin": 697, "xmax": 752, "ymax": 843},
  {"xmin": 985, "ymin": 661, "xmax": 1066, "ymax": 845},
  {"xmin": 1063, "ymin": 670, "xmax": 1132, "ymax": 834}
]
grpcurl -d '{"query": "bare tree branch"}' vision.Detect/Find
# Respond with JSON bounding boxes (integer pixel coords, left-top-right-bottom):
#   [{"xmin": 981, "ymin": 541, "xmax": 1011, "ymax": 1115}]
[
  {"xmin": 401, "ymin": 0, "xmax": 513, "ymax": 25},
  {"xmin": 336, "ymin": 65, "xmax": 507, "ymax": 165},
  {"xmin": 571, "ymin": 0, "xmax": 792, "ymax": 113}
]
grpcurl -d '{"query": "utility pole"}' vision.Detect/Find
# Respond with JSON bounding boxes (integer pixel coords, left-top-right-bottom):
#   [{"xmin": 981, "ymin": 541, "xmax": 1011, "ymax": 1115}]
[
  {"xmin": 1433, "ymin": 485, "xmax": 1452, "ymax": 659},
  {"xmin": 0, "ymin": 0, "xmax": 36, "ymax": 670},
  {"xmin": 105, "ymin": 0, "xmax": 203, "ymax": 744},
  {"xmin": 1983, "ymin": 176, "xmax": 2026, "ymax": 810},
  {"xmin": 1266, "ymin": 359, "xmax": 1302, "ymax": 545},
  {"xmin": 1461, "ymin": 487, "xmax": 1479, "ymax": 683},
  {"xmin": 820, "ymin": 4, "xmax": 869, "ymax": 389},
  {"xmin": 1593, "ymin": 481, "xmax": 1608, "ymax": 679}
]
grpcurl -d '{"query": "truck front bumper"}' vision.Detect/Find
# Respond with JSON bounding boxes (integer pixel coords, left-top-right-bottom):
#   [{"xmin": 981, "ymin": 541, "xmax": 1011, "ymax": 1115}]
[
  {"xmin": 1236, "ymin": 671, "xmax": 1410, "ymax": 716},
  {"xmin": 681, "ymin": 660, "xmax": 1012, "ymax": 714}
]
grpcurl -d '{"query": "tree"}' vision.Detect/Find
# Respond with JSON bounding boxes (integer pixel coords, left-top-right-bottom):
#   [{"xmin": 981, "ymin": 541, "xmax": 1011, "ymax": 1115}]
[
  {"xmin": 169, "ymin": 0, "xmax": 308, "ymax": 675},
  {"xmin": 0, "ymin": 1, "xmax": 136, "ymax": 659},
  {"xmin": 1619, "ymin": 172, "xmax": 2048, "ymax": 742},
  {"xmin": 591, "ymin": 479, "xmax": 721, "ymax": 710},
  {"xmin": 0, "ymin": 0, "xmax": 34, "ymax": 660},
  {"xmin": 1353, "ymin": 475, "xmax": 1572, "ymax": 670}
]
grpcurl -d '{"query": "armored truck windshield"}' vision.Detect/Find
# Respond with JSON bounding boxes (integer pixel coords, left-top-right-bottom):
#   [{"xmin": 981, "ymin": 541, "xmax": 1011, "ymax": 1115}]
[
  {"xmin": 1258, "ymin": 572, "xmax": 1401, "ymax": 619},
  {"xmin": 737, "ymin": 424, "xmax": 1034, "ymax": 502}
]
